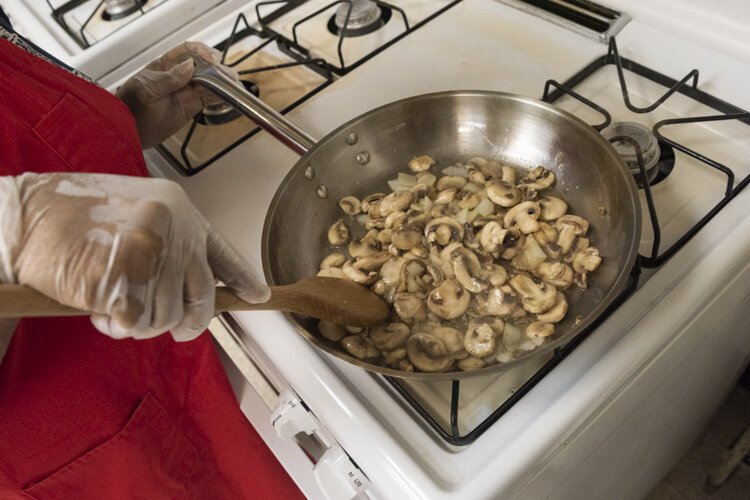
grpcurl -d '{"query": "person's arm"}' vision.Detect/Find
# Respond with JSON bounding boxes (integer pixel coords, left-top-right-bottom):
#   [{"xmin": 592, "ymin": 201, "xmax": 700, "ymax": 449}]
[{"xmin": 0, "ymin": 173, "xmax": 268, "ymax": 341}]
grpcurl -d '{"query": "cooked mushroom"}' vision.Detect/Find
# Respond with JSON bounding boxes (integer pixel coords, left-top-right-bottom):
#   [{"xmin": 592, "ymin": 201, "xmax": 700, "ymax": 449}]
[
  {"xmin": 320, "ymin": 252, "xmax": 346, "ymax": 269},
  {"xmin": 370, "ymin": 322, "xmax": 411, "ymax": 351},
  {"xmin": 408, "ymin": 155, "xmax": 436, "ymax": 173},
  {"xmin": 425, "ymin": 216, "xmax": 464, "ymax": 246},
  {"xmin": 353, "ymin": 252, "xmax": 391, "ymax": 272},
  {"xmin": 399, "ymin": 359, "xmax": 415, "ymax": 372},
  {"xmin": 349, "ymin": 237, "xmax": 381, "ymax": 258},
  {"xmin": 318, "ymin": 321, "xmax": 347, "ymax": 342},
  {"xmin": 451, "ymin": 247, "xmax": 489, "ymax": 293},
  {"xmin": 393, "ymin": 292, "xmax": 427, "ymax": 324},
  {"xmin": 382, "ymin": 348, "xmax": 407, "ymax": 366},
  {"xmin": 361, "ymin": 193, "xmax": 384, "ymax": 213},
  {"xmin": 379, "ymin": 190, "xmax": 414, "ymax": 216},
  {"xmin": 534, "ymin": 222, "xmax": 562, "ymax": 260},
  {"xmin": 339, "ymin": 196, "xmax": 361, "ymax": 215},
  {"xmin": 406, "ymin": 333, "xmax": 453, "ymax": 372},
  {"xmin": 342, "ymin": 259, "xmax": 378, "ymax": 285},
  {"xmin": 464, "ymin": 322, "xmax": 497, "ymax": 358},
  {"xmin": 327, "ymin": 220, "xmax": 350, "ymax": 246},
  {"xmin": 520, "ymin": 166, "xmax": 556, "ymax": 190},
  {"xmin": 500, "ymin": 230, "xmax": 524, "ymax": 260},
  {"xmin": 509, "ymin": 273, "xmax": 558, "ymax": 313},
  {"xmin": 486, "ymin": 180, "xmax": 522, "ymax": 208},
  {"xmin": 473, "ymin": 287, "xmax": 516, "ymax": 317},
  {"xmin": 384, "ymin": 210, "xmax": 408, "ymax": 230},
  {"xmin": 433, "ymin": 187, "xmax": 458, "ymax": 205},
  {"xmin": 391, "ymin": 225, "xmax": 423, "ymax": 251},
  {"xmin": 536, "ymin": 292, "xmax": 568, "ymax": 323},
  {"xmin": 427, "ymin": 279, "xmax": 471, "ymax": 319},
  {"xmin": 340, "ymin": 336, "xmax": 381, "ymax": 359},
  {"xmin": 457, "ymin": 356, "xmax": 485, "ymax": 371},
  {"xmin": 483, "ymin": 262, "xmax": 508, "ymax": 287},
  {"xmin": 428, "ymin": 326, "xmax": 464, "ymax": 354},
  {"xmin": 436, "ymin": 176, "xmax": 467, "ymax": 191},
  {"xmin": 573, "ymin": 246, "xmax": 602, "ymax": 273},
  {"xmin": 556, "ymin": 215, "xmax": 589, "ymax": 255},
  {"xmin": 503, "ymin": 201, "xmax": 541, "ymax": 234},
  {"xmin": 539, "ymin": 196, "xmax": 567, "ymax": 220},
  {"xmin": 525, "ymin": 321, "xmax": 555, "ymax": 340},
  {"xmin": 534, "ymin": 261, "xmax": 574, "ymax": 289},
  {"xmin": 457, "ymin": 190, "xmax": 481, "ymax": 210}
]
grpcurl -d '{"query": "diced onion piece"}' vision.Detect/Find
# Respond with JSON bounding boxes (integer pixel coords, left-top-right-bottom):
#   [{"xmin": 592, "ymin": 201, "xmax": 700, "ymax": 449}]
[
  {"xmin": 441, "ymin": 165, "xmax": 469, "ymax": 177},
  {"xmin": 455, "ymin": 208, "xmax": 470, "ymax": 225},
  {"xmin": 502, "ymin": 322, "xmax": 523, "ymax": 351},
  {"xmin": 387, "ymin": 173, "xmax": 418, "ymax": 192}
]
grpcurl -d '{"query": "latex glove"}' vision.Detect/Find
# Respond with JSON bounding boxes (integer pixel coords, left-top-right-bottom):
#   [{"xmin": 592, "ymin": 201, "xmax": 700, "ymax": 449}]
[
  {"xmin": 0, "ymin": 173, "xmax": 270, "ymax": 341},
  {"xmin": 116, "ymin": 41, "xmax": 235, "ymax": 149}
]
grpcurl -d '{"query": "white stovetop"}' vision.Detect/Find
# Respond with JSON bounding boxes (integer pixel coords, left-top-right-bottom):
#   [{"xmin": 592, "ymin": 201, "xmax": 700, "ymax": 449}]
[{"xmin": 146, "ymin": 0, "xmax": 750, "ymax": 497}]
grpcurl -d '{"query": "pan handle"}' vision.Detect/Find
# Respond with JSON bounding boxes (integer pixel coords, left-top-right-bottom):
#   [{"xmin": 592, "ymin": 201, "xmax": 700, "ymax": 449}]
[{"xmin": 187, "ymin": 56, "xmax": 316, "ymax": 156}]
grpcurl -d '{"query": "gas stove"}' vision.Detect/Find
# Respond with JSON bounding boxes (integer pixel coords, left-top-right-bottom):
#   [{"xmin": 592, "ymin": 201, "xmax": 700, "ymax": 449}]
[
  {"xmin": 0, "ymin": 0, "xmax": 248, "ymax": 80},
  {"xmin": 19, "ymin": 0, "xmax": 750, "ymax": 497}
]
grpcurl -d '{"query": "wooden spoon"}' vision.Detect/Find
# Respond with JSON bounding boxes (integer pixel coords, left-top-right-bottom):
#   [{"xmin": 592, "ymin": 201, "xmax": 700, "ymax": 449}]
[{"xmin": 0, "ymin": 277, "xmax": 389, "ymax": 327}]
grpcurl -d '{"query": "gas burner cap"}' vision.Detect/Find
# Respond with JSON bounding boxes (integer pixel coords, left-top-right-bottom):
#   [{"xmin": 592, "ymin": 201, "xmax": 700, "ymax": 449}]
[
  {"xmin": 197, "ymin": 80, "xmax": 260, "ymax": 126},
  {"xmin": 329, "ymin": 1, "xmax": 391, "ymax": 37},
  {"xmin": 102, "ymin": 0, "xmax": 146, "ymax": 21},
  {"xmin": 601, "ymin": 121, "xmax": 661, "ymax": 187}
]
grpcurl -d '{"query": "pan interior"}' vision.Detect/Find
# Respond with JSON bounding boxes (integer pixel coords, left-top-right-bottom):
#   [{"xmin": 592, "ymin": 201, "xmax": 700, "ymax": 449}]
[{"xmin": 262, "ymin": 91, "xmax": 640, "ymax": 380}]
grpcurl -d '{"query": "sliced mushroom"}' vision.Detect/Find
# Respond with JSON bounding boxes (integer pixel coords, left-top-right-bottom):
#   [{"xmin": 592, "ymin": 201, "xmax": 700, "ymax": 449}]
[
  {"xmin": 503, "ymin": 201, "xmax": 541, "ymax": 234},
  {"xmin": 534, "ymin": 222, "xmax": 562, "ymax": 260},
  {"xmin": 327, "ymin": 220, "xmax": 350, "ymax": 246},
  {"xmin": 456, "ymin": 190, "xmax": 481, "ymax": 210},
  {"xmin": 354, "ymin": 252, "xmax": 391, "ymax": 272},
  {"xmin": 483, "ymin": 262, "xmax": 508, "ymax": 287},
  {"xmin": 318, "ymin": 321, "xmax": 347, "ymax": 342},
  {"xmin": 573, "ymin": 246, "xmax": 602, "ymax": 273},
  {"xmin": 525, "ymin": 321, "xmax": 555, "ymax": 340},
  {"xmin": 339, "ymin": 196, "xmax": 361, "ymax": 215},
  {"xmin": 391, "ymin": 225, "xmax": 423, "ymax": 251},
  {"xmin": 429, "ymin": 326, "xmax": 464, "ymax": 354},
  {"xmin": 457, "ymin": 356, "xmax": 485, "ymax": 371},
  {"xmin": 382, "ymin": 348, "xmax": 407, "ymax": 366},
  {"xmin": 486, "ymin": 180, "xmax": 522, "ymax": 207},
  {"xmin": 427, "ymin": 279, "xmax": 471, "ymax": 319},
  {"xmin": 384, "ymin": 210, "xmax": 408, "ymax": 230},
  {"xmin": 342, "ymin": 259, "xmax": 378, "ymax": 285},
  {"xmin": 473, "ymin": 287, "xmax": 516, "ymax": 317},
  {"xmin": 349, "ymin": 237, "xmax": 381, "ymax": 258},
  {"xmin": 320, "ymin": 252, "xmax": 346, "ymax": 269},
  {"xmin": 500, "ymin": 231, "xmax": 524, "ymax": 260},
  {"xmin": 520, "ymin": 166, "xmax": 556, "ymax": 190},
  {"xmin": 539, "ymin": 196, "xmax": 567, "ymax": 220},
  {"xmin": 509, "ymin": 273, "xmax": 558, "ymax": 314},
  {"xmin": 501, "ymin": 165, "xmax": 517, "ymax": 186},
  {"xmin": 536, "ymin": 292, "xmax": 568, "ymax": 323},
  {"xmin": 340, "ymin": 336, "xmax": 381, "ymax": 359},
  {"xmin": 370, "ymin": 322, "xmax": 411, "ymax": 351},
  {"xmin": 433, "ymin": 187, "xmax": 458, "ymax": 205},
  {"xmin": 393, "ymin": 292, "xmax": 427, "ymax": 324},
  {"xmin": 379, "ymin": 190, "xmax": 414, "ymax": 217},
  {"xmin": 534, "ymin": 261, "xmax": 574, "ymax": 289},
  {"xmin": 556, "ymin": 215, "xmax": 589, "ymax": 255},
  {"xmin": 436, "ymin": 175, "xmax": 467, "ymax": 191},
  {"xmin": 425, "ymin": 216, "xmax": 464, "ymax": 246},
  {"xmin": 479, "ymin": 221, "xmax": 510, "ymax": 254},
  {"xmin": 361, "ymin": 193, "xmax": 384, "ymax": 213},
  {"xmin": 464, "ymin": 322, "xmax": 497, "ymax": 358},
  {"xmin": 399, "ymin": 359, "xmax": 415, "ymax": 372},
  {"xmin": 451, "ymin": 247, "xmax": 489, "ymax": 293},
  {"xmin": 406, "ymin": 333, "xmax": 453, "ymax": 373},
  {"xmin": 408, "ymin": 155, "xmax": 436, "ymax": 173}
]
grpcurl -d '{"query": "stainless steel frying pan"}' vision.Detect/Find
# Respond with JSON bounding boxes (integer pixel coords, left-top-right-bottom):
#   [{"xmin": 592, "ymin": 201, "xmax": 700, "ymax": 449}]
[{"xmin": 191, "ymin": 59, "xmax": 642, "ymax": 380}]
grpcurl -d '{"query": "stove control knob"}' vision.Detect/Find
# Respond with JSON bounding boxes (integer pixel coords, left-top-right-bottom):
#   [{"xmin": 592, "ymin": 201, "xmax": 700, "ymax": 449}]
[
  {"xmin": 314, "ymin": 444, "xmax": 371, "ymax": 499},
  {"xmin": 271, "ymin": 389, "xmax": 318, "ymax": 440}
]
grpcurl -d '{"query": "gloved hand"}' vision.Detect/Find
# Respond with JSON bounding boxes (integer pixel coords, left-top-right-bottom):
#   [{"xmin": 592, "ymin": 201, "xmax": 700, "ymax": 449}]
[
  {"xmin": 0, "ymin": 173, "xmax": 270, "ymax": 341},
  {"xmin": 116, "ymin": 41, "xmax": 235, "ymax": 149}
]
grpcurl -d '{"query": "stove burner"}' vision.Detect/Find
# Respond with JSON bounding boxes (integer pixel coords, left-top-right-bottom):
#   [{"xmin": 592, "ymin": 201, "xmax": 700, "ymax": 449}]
[
  {"xmin": 327, "ymin": 1, "xmax": 392, "ymax": 37},
  {"xmin": 197, "ymin": 80, "xmax": 260, "ymax": 126},
  {"xmin": 101, "ymin": 0, "xmax": 146, "ymax": 21},
  {"xmin": 601, "ymin": 121, "xmax": 671, "ymax": 187}
]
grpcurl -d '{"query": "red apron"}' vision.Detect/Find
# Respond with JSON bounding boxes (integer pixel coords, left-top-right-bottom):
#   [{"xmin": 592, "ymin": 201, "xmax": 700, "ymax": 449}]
[{"xmin": 0, "ymin": 38, "xmax": 303, "ymax": 499}]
